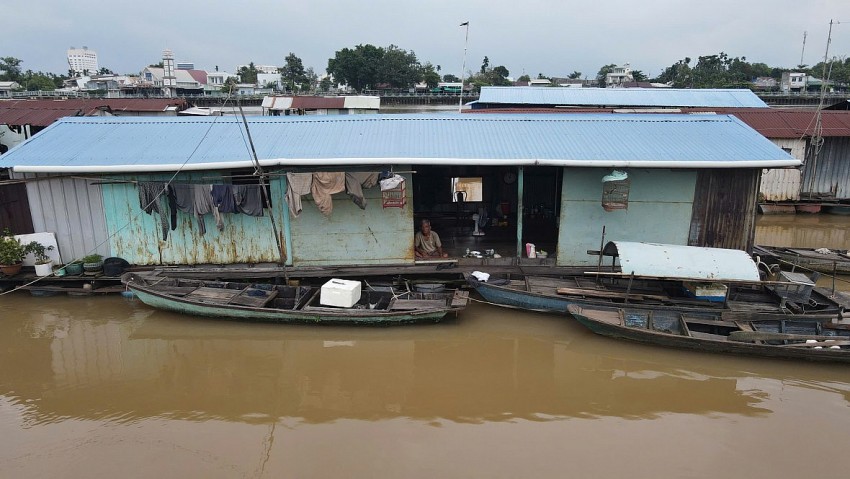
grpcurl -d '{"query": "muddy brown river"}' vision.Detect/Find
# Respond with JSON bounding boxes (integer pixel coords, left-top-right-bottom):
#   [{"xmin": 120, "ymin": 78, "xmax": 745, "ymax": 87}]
[{"xmin": 1, "ymin": 214, "xmax": 849, "ymax": 478}]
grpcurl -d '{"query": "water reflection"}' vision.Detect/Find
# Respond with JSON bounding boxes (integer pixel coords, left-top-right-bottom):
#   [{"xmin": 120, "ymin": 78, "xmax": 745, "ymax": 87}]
[
  {"xmin": 3, "ymin": 296, "xmax": 848, "ymax": 429},
  {"xmin": 755, "ymin": 214, "xmax": 850, "ymax": 249}
]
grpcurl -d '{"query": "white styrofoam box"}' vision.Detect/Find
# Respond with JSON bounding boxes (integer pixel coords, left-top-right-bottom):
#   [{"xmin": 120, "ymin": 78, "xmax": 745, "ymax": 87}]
[{"xmin": 320, "ymin": 278, "xmax": 362, "ymax": 308}]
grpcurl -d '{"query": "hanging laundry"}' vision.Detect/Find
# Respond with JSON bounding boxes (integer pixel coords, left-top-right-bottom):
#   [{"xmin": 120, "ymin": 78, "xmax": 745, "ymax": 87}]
[
  {"xmin": 171, "ymin": 184, "xmax": 194, "ymax": 214},
  {"xmin": 138, "ymin": 181, "xmax": 171, "ymax": 240},
  {"xmin": 211, "ymin": 184, "xmax": 237, "ymax": 214},
  {"xmin": 286, "ymin": 173, "xmax": 313, "ymax": 218},
  {"xmin": 311, "ymin": 172, "xmax": 345, "ymax": 217},
  {"xmin": 233, "ymin": 184, "xmax": 265, "ymax": 217},
  {"xmin": 345, "ymin": 172, "xmax": 379, "ymax": 210},
  {"xmin": 193, "ymin": 184, "xmax": 223, "ymax": 234}
]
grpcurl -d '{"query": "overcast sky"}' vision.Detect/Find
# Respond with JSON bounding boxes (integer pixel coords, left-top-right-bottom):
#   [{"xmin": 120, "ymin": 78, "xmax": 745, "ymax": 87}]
[{"xmin": 3, "ymin": 0, "xmax": 848, "ymax": 79}]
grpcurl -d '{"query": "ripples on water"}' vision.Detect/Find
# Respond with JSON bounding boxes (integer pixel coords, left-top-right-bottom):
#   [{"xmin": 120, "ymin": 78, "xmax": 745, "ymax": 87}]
[{"xmin": 0, "ymin": 215, "xmax": 849, "ymax": 478}]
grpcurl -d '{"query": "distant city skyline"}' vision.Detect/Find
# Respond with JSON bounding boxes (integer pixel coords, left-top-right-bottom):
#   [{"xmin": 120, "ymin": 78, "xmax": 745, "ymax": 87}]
[{"xmin": 2, "ymin": 0, "xmax": 847, "ymax": 80}]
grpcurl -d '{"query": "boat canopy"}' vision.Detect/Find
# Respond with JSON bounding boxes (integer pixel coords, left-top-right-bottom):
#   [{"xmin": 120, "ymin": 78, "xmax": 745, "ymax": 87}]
[{"xmin": 601, "ymin": 241, "xmax": 761, "ymax": 282}]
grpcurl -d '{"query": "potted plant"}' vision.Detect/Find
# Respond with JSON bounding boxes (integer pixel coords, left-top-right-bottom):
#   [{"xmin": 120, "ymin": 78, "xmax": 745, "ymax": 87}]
[
  {"xmin": 82, "ymin": 254, "xmax": 104, "ymax": 273},
  {"xmin": 0, "ymin": 229, "xmax": 27, "ymax": 276},
  {"xmin": 29, "ymin": 241, "xmax": 55, "ymax": 277},
  {"xmin": 63, "ymin": 259, "xmax": 83, "ymax": 276}
]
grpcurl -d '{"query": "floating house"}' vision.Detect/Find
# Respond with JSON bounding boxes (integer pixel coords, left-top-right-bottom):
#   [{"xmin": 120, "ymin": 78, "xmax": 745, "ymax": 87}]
[
  {"xmin": 261, "ymin": 96, "xmax": 380, "ymax": 116},
  {"xmin": 0, "ymin": 114, "xmax": 796, "ymax": 268}
]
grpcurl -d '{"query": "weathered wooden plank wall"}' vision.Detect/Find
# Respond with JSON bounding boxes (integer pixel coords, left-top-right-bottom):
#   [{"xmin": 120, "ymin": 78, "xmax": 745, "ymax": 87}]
[{"xmin": 688, "ymin": 169, "xmax": 760, "ymax": 252}]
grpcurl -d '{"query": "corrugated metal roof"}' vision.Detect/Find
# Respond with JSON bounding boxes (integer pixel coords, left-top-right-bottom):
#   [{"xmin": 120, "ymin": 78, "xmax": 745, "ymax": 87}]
[
  {"xmin": 603, "ymin": 241, "xmax": 761, "ymax": 281},
  {"xmin": 476, "ymin": 87, "xmax": 770, "ymax": 108},
  {"xmin": 0, "ymin": 113, "xmax": 798, "ymax": 173},
  {"xmin": 466, "ymin": 107, "xmax": 850, "ymax": 138},
  {"xmin": 0, "ymin": 99, "xmax": 187, "ymax": 126}
]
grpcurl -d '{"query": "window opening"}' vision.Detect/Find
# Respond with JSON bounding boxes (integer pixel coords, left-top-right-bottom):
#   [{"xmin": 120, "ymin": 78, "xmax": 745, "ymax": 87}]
[{"xmin": 451, "ymin": 177, "xmax": 483, "ymax": 202}]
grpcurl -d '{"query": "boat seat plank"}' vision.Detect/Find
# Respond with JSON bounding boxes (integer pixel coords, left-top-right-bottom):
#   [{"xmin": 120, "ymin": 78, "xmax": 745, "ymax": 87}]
[
  {"xmin": 156, "ymin": 285, "xmax": 199, "ymax": 296},
  {"xmin": 390, "ymin": 299, "xmax": 446, "ymax": 311},
  {"xmin": 184, "ymin": 286, "xmax": 241, "ymax": 304},
  {"xmin": 229, "ymin": 288, "xmax": 279, "ymax": 308}
]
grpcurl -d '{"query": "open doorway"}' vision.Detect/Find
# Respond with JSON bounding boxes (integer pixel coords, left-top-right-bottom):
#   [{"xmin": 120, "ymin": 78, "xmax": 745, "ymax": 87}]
[{"xmin": 412, "ymin": 165, "xmax": 561, "ymax": 259}]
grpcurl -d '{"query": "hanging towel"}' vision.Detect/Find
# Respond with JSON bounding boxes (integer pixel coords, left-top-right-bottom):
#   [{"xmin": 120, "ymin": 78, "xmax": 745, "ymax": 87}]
[
  {"xmin": 311, "ymin": 172, "xmax": 345, "ymax": 217},
  {"xmin": 193, "ymin": 184, "xmax": 223, "ymax": 234},
  {"xmin": 138, "ymin": 181, "xmax": 171, "ymax": 240},
  {"xmin": 211, "ymin": 184, "xmax": 237, "ymax": 214},
  {"xmin": 345, "ymin": 172, "xmax": 379, "ymax": 210},
  {"xmin": 233, "ymin": 185, "xmax": 265, "ymax": 217},
  {"xmin": 286, "ymin": 173, "xmax": 313, "ymax": 218}
]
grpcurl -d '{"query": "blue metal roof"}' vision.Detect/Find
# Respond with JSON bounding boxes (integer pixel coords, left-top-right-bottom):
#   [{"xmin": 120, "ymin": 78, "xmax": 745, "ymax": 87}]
[
  {"xmin": 0, "ymin": 113, "xmax": 797, "ymax": 173},
  {"xmin": 476, "ymin": 87, "xmax": 769, "ymax": 108}
]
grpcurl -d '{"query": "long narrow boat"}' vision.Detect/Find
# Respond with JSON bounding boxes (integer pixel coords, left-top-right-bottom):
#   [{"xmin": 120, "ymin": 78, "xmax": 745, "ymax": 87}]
[
  {"xmin": 568, "ymin": 304, "xmax": 850, "ymax": 363},
  {"xmin": 122, "ymin": 273, "xmax": 469, "ymax": 325},
  {"xmin": 468, "ymin": 241, "xmax": 843, "ymax": 315},
  {"xmin": 753, "ymin": 245, "xmax": 850, "ymax": 274}
]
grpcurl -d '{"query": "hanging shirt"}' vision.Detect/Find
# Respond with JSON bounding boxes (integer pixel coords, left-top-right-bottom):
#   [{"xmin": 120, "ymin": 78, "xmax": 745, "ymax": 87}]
[
  {"xmin": 285, "ymin": 173, "xmax": 313, "ymax": 218},
  {"xmin": 211, "ymin": 184, "xmax": 237, "ymax": 214},
  {"xmin": 345, "ymin": 172, "xmax": 379, "ymax": 210},
  {"xmin": 138, "ymin": 181, "xmax": 171, "ymax": 240},
  {"xmin": 193, "ymin": 184, "xmax": 223, "ymax": 234},
  {"xmin": 233, "ymin": 185, "xmax": 265, "ymax": 217},
  {"xmin": 311, "ymin": 172, "xmax": 345, "ymax": 217}
]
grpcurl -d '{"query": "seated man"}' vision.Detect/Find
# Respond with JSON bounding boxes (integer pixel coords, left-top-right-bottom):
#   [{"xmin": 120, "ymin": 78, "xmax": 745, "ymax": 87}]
[{"xmin": 414, "ymin": 219, "xmax": 448, "ymax": 258}]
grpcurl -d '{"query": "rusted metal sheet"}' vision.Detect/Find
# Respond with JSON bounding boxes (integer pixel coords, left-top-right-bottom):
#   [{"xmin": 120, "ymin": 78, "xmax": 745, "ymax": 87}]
[
  {"xmin": 688, "ymin": 169, "xmax": 760, "ymax": 252},
  {"xmin": 101, "ymin": 171, "xmax": 289, "ymax": 265},
  {"xmin": 0, "ymin": 179, "xmax": 34, "ymax": 234},
  {"xmin": 801, "ymin": 137, "xmax": 850, "ymax": 199},
  {"xmin": 290, "ymin": 173, "xmax": 415, "ymax": 266}
]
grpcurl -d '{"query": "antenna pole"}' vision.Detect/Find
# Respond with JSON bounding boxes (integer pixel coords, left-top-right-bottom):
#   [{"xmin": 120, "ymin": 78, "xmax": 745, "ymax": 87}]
[
  {"xmin": 459, "ymin": 21, "xmax": 469, "ymax": 113},
  {"xmin": 800, "ymin": 31, "xmax": 807, "ymax": 66}
]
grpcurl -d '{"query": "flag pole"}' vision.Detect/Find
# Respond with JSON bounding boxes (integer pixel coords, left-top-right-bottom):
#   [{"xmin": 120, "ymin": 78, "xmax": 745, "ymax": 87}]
[{"xmin": 459, "ymin": 21, "xmax": 469, "ymax": 113}]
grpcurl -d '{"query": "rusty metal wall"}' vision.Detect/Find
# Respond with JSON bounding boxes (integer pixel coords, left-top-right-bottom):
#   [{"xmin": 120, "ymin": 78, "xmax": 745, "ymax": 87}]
[
  {"xmin": 801, "ymin": 137, "xmax": 850, "ymax": 199},
  {"xmin": 290, "ymin": 173, "xmax": 415, "ymax": 266},
  {"xmin": 688, "ymin": 169, "xmax": 760, "ymax": 252},
  {"xmin": 101, "ymin": 172, "xmax": 289, "ymax": 266},
  {"xmin": 0, "ymin": 180, "xmax": 34, "ymax": 234},
  {"xmin": 13, "ymin": 172, "xmax": 111, "ymax": 261}
]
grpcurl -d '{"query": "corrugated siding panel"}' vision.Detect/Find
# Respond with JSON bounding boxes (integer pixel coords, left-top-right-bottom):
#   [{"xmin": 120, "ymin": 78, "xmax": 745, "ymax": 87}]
[
  {"xmin": 101, "ymin": 172, "xmax": 289, "ymax": 265},
  {"xmin": 0, "ymin": 114, "xmax": 796, "ymax": 169},
  {"xmin": 801, "ymin": 137, "xmax": 850, "ymax": 199},
  {"xmin": 289, "ymin": 173, "xmax": 414, "ymax": 266},
  {"xmin": 16, "ymin": 173, "xmax": 111, "ymax": 260},
  {"xmin": 477, "ymin": 87, "xmax": 769, "ymax": 108},
  {"xmin": 759, "ymin": 168, "xmax": 801, "ymax": 201},
  {"xmin": 688, "ymin": 169, "xmax": 760, "ymax": 252}
]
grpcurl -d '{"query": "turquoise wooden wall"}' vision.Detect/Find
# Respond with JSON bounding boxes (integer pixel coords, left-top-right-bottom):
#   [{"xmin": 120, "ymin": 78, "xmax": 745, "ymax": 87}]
[
  {"xmin": 289, "ymin": 173, "xmax": 414, "ymax": 266},
  {"xmin": 556, "ymin": 168, "xmax": 697, "ymax": 266},
  {"xmin": 101, "ymin": 172, "xmax": 291, "ymax": 265}
]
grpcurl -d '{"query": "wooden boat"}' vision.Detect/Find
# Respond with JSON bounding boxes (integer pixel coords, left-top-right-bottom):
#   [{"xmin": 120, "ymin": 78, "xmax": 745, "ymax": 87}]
[
  {"xmin": 568, "ymin": 304, "xmax": 850, "ymax": 363},
  {"xmin": 122, "ymin": 272, "xmax": 469, "ymax": 325},
  {"xmin": 468, "ymin": 241, "xmax": 843, "ymax": 315},
  {"xmin": 754, "ymin": 245, "xmax": 850, "ymax": 274}
]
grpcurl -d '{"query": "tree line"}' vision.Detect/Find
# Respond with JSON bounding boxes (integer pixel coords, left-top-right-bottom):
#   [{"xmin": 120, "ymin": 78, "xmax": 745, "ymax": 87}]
[{"xmin": 3, "ymin": 48, "xmax": 849, "ymax": 94}]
